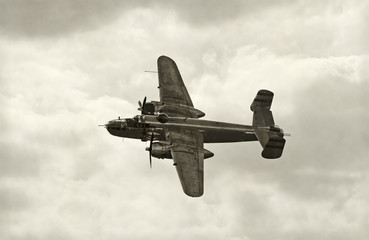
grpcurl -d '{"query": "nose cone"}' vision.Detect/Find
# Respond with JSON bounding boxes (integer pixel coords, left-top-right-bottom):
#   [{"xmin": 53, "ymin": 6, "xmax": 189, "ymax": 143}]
[
  {"xmin": 104, "ymin": 119, "xmax": 127, "ymax": 136},
  {"xmin": 105, "ymin": 122, "xmax": 112, "ymax": 132},
  {"xmin": 106, "ymin": 121, "xmax": 118, "ymax": 134},
  {"xmin": 99, "ymin": 122, "xmax": 112, "ymax": 134}
]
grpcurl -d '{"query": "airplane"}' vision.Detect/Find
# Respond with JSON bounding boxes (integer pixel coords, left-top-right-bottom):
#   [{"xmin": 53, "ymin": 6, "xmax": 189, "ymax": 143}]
[{"xmin": 102, "ymin": 56, "xmax": 287, "ymax": 197}]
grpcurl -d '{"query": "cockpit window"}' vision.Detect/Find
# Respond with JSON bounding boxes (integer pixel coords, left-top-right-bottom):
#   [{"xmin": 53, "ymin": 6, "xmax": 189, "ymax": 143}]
[
  {"xmin": 107, "ymin": 120, "xmax": 127, "ymax": 130},
  {"xmin": 126, "ymin": 118, "xmax": 138, "ymax": 127}
]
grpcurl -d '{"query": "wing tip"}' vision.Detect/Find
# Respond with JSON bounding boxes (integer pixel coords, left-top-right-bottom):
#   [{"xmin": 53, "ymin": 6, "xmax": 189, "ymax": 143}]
[
  {"xmin": 158, "ymin": 55, "xmax": 174, "ymax": 63},
  {"xmin": 257, "ymin": 89, "xmax": 274, "ymax": 96},
  {"xmin": 184, "ymin": 190, "xmax": 204, "ymax": 197}
]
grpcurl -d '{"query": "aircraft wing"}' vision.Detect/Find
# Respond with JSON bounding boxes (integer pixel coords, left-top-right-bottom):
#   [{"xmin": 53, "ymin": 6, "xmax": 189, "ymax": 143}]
[
  {"xmin": 157, "ymin": 56, "xmax": 199, "ymax": 118},
  {"xmin": 167, "ymin": 128, "xmax": 204, "ymax": 197}
]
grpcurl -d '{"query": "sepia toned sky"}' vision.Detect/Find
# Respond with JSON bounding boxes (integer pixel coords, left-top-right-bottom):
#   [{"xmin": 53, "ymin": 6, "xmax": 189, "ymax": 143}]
[{"xmin": 1, "ymin": 0, "xmax": 368, "ymax": 239}]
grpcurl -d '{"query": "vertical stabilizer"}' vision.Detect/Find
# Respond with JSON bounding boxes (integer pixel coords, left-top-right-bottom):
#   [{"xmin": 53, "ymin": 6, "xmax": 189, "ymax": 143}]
[{"xmin": 251, "ymin": 90, "xmax": 286, "ymax": 159}]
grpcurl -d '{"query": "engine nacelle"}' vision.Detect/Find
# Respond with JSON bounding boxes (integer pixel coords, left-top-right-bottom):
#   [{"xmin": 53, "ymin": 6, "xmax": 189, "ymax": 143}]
[
  {"xmin": 147, "ymin": 141, "xmax": 214, "ymax": 160},
  {"xmin": 156, "ymin": 113, "xmax": 169, "ymax": 123},
  {"xmin": 149, "ymin": 141, "xmax": 172, "ymax": 159},
  {"xmin": 203, "ymin": 149, "xmax": 215, "ymax": 159}
]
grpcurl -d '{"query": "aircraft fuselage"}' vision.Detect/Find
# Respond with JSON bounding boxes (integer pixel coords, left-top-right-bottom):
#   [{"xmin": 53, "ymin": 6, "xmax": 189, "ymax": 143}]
[{"xmin": 106, "ymin": 115, "xmax": 257, "ymax": 143}]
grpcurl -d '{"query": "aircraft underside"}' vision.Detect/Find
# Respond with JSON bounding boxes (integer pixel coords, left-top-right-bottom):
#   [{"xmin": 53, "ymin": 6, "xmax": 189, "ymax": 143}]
[{"xmin": 103, "ymin": 55, "xmax": 287, "ymax": 197}]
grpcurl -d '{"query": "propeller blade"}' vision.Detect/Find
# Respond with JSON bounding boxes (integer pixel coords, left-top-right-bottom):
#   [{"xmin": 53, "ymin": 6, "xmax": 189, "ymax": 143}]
[
  {"xmin": 149, "ymin": 153, "xmax": 152, "ymax": 168},
  {"xmin": 141, "ymin": 96, "xmax": 147, "ymax": 115},
  {"xmin": 149, "ymin": 133, "xmax": 154, "ymax": 168}
]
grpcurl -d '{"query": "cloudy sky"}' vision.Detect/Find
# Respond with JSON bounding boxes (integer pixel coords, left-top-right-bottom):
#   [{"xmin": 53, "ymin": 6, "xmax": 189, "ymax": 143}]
[{"xmin": 1, "ymin": 0, "xmax": 368, "ymax": 239}]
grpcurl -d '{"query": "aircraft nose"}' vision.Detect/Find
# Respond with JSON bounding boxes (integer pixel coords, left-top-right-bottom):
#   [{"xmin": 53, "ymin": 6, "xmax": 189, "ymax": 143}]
[
  {"xmin": 106, "ymin": 121, "xmax": 113, "ymax": 130},
  {"xmin": 99, "ymin": 122, "xmax": 112, "ymax": 133},
  {"xmin": 104, "ymin": 120, "xmax": 127, "ymax": 131}
]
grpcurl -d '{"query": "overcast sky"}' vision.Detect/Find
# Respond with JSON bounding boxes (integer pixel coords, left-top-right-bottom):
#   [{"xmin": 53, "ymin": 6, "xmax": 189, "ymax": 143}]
[{"xmin": 1, "ymin": 0, "xmax": 368, "ymax": 239}]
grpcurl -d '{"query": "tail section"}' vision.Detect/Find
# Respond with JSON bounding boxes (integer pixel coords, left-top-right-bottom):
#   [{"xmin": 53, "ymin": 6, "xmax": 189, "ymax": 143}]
[{"xmin": 251, "ymin": 90, "xmax": 286, "ymax": 159}]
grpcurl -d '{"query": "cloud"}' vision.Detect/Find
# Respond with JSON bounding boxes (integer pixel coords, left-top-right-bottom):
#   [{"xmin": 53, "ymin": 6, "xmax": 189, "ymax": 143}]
[
  {"xmin": 0, "ymin": 0, "xmax": 132, "ymax": 37},
  {"xmin": 199, "ymin": 49, "xmax": 369, "ymax": 239},
  {"xmin": 0, "ymin": 0, "xmax": 292, "ymax": 38},
  {"xmin": 0, "ymin": 143, "xmax": 40, "ymax": 177}
]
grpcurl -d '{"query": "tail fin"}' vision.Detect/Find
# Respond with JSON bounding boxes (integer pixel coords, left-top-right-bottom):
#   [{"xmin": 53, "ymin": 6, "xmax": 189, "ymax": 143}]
[{"xmin": 251, "ymin": 90, "xmax": 286, "ymax": 159}]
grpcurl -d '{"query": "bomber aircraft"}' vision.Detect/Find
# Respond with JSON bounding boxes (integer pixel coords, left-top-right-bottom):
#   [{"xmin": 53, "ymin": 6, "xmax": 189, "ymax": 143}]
[{"xmin": 102, "ymin": 56, "xmax": 286, "ymax": 197}]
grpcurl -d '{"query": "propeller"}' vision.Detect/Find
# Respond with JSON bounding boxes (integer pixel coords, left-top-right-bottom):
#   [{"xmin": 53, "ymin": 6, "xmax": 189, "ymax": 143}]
[
  {"xmin": 148, "ymin": 133, "xmax": 154, "ymax": 168},
  {"xmin": 138, "ymin": 96, "xmax": 147, "ymax": 115}
]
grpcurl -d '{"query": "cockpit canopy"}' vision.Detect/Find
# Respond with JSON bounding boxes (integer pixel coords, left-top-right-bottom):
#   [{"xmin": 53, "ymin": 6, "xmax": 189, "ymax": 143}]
[{"xmin": 106, "ymin": 117, "xmax": 139, "ymax": 130}]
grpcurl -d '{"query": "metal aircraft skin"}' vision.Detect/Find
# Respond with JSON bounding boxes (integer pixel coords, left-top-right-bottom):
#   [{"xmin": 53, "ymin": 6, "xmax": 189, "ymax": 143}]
[{"xmin": 103, "ymin": 56, "xmax": 286, "ymax": 197}]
